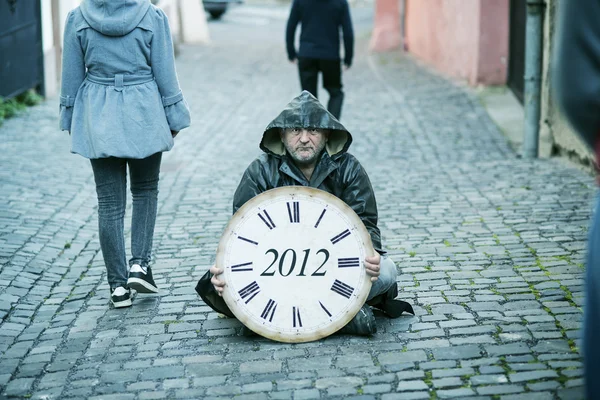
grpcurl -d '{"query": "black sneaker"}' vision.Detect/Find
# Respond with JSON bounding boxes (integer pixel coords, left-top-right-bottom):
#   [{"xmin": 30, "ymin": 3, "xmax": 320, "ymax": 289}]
[
  {"xmin": 111, "ymin": 286, "xmax": 132, "ymax": 308},
  {"xmin": 338, "ymin": 304, "xmax": 377, "ymax": 336},
  {"xmin": 127, "ymin": 264, "xmax": 159, "ymax": 293}
]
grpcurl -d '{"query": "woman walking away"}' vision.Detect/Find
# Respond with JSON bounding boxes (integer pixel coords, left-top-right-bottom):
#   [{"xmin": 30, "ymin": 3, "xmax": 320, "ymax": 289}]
[{"xmin": 59, "ymin": 0, "xmax": 191, "ymax": 308}]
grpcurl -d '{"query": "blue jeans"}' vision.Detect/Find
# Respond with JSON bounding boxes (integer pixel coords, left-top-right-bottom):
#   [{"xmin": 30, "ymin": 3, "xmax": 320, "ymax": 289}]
[
  {"xmin": 90, "ymin": 153, "xmax": 162, "ymax": 290},
  {"xmin": 367, "ymin": 256, "xmax": 397, "ymax": 301},
  {"xmin": 585, "ymin": 194, "xmax": 600, "ymax": 399}
]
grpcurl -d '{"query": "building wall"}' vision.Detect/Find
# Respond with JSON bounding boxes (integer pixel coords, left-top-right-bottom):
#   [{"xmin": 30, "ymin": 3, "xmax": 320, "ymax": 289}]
[
  {"xmin": 398, "ymin": 0, "xmax": 592, "ymax": 163},
  {"xmin": 477, "ymin": 0, "xmax": 509, "ymax": 84},
  {"xmin": 41, "ymin": 1, "xmax": 57, "ymax": 97},
  {"xmin": 40, "ymin": 0, "xmax": 80, "ymax": 98},
  {"xmin": 404, "ymin": 0, "xmax": 508, "ymax": 85}
]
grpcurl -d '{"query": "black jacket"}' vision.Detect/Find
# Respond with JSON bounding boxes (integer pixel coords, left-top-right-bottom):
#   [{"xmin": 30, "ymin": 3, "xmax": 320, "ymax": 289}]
[
  {"xmin": 196, "ymin": 91, "xmax": 382, "ymax": 316},
  {"xmin": 554, "ymin": 0, "xmax": 600, "ymax": 157},
  {"xmin": 286, "ymin": 0, "xmax": 354, "ymax": 66},
  {"xmin": 234, "ymin": 90, "xmax": 382, "ymax": 252}
]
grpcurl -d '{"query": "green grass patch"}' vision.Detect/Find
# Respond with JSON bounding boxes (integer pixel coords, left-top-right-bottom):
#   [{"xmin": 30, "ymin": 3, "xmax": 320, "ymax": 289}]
[
  {"xmin": 163, "ymin": 320, "xmax": 183, "ymax": 325},
  {"xmin": 492, "ymin": 234, "xmax": 500, "ymax": 245},
  {"xmin": 0, "ymin": 90, "xmax": 43, "ymax": 126},
  {"xmin": 424, "ymin": 370, "xmax": 433, "ymax": 386},
  {"xmin": 568, "ymin": 339, "xmax": 579, "ymax": 353}
]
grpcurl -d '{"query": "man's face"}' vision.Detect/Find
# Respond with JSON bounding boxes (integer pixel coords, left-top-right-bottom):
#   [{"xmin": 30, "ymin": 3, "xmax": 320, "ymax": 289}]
[{"xmin": 281, "ymin": 128, "xmax": 329, "ymax": 165}]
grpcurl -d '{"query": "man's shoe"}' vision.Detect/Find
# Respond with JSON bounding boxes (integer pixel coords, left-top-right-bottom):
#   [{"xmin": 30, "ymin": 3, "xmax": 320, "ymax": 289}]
[
  {"xmin": 338, "ymin": 304, "xmax": 377, "ymax": 336},
  {"xmin": 127, "ymin": 264, "xmax": 159, "ymax": 293},
  {"xmin": 368, "ymin": 282, "xmax": 415, "ymax": 318},
  {"xmin": 241, "ymin": 325, "xmax": 258, "ymax": 337},
  {"xmin": 111, "ymin": 286, "xmax": 132, "ymax": 308}
]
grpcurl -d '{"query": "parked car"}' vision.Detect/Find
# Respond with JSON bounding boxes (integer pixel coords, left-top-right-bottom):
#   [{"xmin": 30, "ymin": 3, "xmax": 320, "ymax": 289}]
[{"xmin": 202, "ymin": 0, "xmax": 241, "ymax": 19}]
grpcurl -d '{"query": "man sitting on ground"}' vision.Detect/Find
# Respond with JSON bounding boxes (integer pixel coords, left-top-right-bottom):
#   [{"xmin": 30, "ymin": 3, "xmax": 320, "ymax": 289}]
[{"xmin": 195, "ymin": 91, "xmax": 413, "ymax": 335}]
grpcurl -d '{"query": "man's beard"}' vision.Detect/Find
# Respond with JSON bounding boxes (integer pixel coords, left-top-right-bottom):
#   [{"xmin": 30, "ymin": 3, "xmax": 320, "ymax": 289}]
[{"xmin": 288, "ymin": 146, "xmax": 325, "ymax": 165}]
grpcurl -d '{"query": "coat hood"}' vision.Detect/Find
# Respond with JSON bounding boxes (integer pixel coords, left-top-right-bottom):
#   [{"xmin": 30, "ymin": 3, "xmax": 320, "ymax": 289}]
[
  {"xmin": 80, "ymin": 0, "xmax": 151, "ymax": 37},
  {"xmin": 260, "ymin": 91, "xmax": 353, "ymax": 158}
]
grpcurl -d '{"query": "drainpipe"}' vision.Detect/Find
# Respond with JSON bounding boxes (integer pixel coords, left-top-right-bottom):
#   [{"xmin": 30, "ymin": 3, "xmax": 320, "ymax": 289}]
[
  {"xmin": 522, "ymin": 0, "xmax": 545, "ymax": 158},
  {"xmin": 400, "ymin": 0, "xmax": 406, "ymax": 50}
]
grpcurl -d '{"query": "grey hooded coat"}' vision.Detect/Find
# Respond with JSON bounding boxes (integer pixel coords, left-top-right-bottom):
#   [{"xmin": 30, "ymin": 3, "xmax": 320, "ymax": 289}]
[{"xmin": 59, "ymin": 0, "xmax": 191, "ymax": 159}]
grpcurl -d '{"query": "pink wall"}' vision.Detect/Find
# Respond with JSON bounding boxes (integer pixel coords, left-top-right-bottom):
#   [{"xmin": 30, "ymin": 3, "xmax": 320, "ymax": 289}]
[
  {"xmin": 369, "ymin": 0, "xmax": 402, "ymax": 52},
  {"xmin": 404, "ymin": 0, "xmax": 509, "ymax": 85},
  {"xmin": 477, "ymin": 0, "xmax": 509, "ymax": 84}
]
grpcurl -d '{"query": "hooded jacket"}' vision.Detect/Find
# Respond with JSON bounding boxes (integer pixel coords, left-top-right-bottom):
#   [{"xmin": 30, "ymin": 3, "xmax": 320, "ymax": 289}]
[
  {"xmin": 196, "ymin": 91, "xmax": 383, "ymax": 317},
  {"xmin": 233, "ymin": 91, "xmax": 382, "ymax": 252},
  {"xmin": 59, "ymin": 0, "xmax": 191, "ymax": 159}
]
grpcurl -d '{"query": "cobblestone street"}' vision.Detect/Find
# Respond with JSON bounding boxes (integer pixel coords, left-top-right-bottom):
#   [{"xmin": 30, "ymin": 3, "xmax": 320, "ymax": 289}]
[{"xmin": 0, "ymin": 4, "xmax": 596, "ymax": 400}]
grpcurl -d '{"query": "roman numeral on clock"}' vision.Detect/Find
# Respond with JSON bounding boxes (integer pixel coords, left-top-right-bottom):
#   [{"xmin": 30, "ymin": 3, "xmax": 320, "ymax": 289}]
[
  {"xmin": 338, "ymin": 257, "xmax": 360, "ymax": 268},
  {"xmin": 319, "ymin": 301, "xmax": 332, "ymax": 317},
  {"xmin": 292, "ymin": 306, "xmax": 302, "ymax": 328},
  {"xmin": 260, "ymin": 299, "xmax": 277, "ymax": 322},
  {"xmin": 330, "ymin": 229, "xmax": 351, "ymax": 244},
  {"xmin": 237, "ymin": 236, "xmax": 258, "ymax": 245},
  {"xmin": 238, "ymin": 281, "xmax": 260, "ymax": 303},
  {"xmin": 287, "ymin": 201, "xmax": 300, "ymax": 223},
  {"xmin": 258, "ymin": 210, "xmax": 276, "ymax": 230},
  {"xmin": 231, "ymin": 262, "xmax": 253, "ymax": 272},
  {"xmin": 314, "ymin": 208, "xmax": 327, "ymax": 228},
  {"xmin": 331, "ymin": 279, "xmax": 354, "ymax": 299}
]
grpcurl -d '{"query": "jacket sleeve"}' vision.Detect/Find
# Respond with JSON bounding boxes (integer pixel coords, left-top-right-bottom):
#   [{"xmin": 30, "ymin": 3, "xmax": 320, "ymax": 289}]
[
  {"xmin": 554, "ymin": 0, "xmax": 600, "ymax": 151},
  {"xmin": 233, "ymin": 159, "xmax": 270, "ymax": 213},
  {"xmin": 151, "ymin": 8, "xmax": 191, "ymax": 132},
  {"xmin": 341, "ymin": 0, "xmax": 354, "ymax": 67},
  {"xmin": 341, "ymin": 158, "xmax": 384, "ymax": 254},
  {"xmin": 195, "ymin": 270, "xmax": 235, "ymax": 318},
  {"xmin": 59, "ymin": 11, "xmax": 86, "ymax": 132},
  {"xmin": 285, "ymin": 0, "xmax": 301, "ymax": 61}
]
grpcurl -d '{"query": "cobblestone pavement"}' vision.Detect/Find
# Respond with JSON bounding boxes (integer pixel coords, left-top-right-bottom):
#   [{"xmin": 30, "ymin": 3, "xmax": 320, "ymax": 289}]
[{"xmin": 0, "ymin": 4, "xmax": 596, "ymax": 400}]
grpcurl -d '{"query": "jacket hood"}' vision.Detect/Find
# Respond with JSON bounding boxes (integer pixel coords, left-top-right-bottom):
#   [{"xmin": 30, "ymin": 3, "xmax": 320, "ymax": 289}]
[
  {"xmin": 260, "ymin": 91, "xmax": 353, "ymax": 158},
  {"xmin": 80, "ymin": 0, "xmax": 151, "ymax": 37}
]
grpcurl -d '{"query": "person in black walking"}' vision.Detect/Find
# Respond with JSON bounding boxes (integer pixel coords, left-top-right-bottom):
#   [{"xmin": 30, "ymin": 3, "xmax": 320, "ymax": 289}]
[{"xmin": 286, "ymin": 0, "xmax": 354, "ymax": 120}]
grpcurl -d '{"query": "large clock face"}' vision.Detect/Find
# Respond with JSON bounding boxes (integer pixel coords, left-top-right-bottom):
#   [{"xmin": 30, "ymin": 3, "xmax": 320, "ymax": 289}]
[{"xmin": 217, "ymin": 187, "xmax": 373, "ymax": 343}]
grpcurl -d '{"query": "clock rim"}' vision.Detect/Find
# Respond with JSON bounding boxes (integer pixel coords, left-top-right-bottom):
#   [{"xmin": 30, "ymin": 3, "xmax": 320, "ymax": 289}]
[{"xmin": 216, "ymin": 186, "xmax": 375, "ymax": 343}]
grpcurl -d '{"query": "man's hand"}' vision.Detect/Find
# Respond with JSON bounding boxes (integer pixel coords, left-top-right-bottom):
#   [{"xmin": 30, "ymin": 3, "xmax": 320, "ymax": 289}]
[
  {"xmin": 289, "ymin": 58, "xmax": 297, "ymax": 64},
  {"xmin": 364, "ymin": 254, "xmax": 381, "ymax": 282},
  {"xmin": 344, "ymin": 63, "xmax": 351, "ymax": 71},
  {"xmin": 210, "ymin": 265, "xmax": 226, "ymax": 296}
]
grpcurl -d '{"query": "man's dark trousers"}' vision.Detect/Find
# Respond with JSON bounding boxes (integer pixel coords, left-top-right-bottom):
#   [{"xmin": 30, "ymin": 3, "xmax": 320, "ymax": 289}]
[{"xmin": 298, "ymin": 57, "xmax": 343, "ymax": 119}]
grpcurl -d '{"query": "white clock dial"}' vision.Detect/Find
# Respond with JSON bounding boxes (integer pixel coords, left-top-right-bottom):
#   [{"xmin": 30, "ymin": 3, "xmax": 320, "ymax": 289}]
[{"xmin": 217, "ymin": 187, "xmax": 373, "ymax": 343}]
